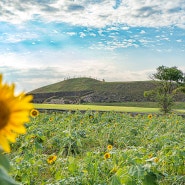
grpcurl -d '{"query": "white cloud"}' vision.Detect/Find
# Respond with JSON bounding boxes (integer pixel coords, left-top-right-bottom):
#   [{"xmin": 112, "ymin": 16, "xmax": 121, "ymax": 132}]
[
  {"xmin": 140, "ymin": 30, "xmax": 146, "ymax": 34},
  {"xmin": 0, "ymin": 32, "xmax": 39, "ymax": 43},
  {"xmin": 0, "ymin": 63, "xmax": 154, "ymax": 93},
  {"xmin": 0, "ymin": 0, "xmax": 184, "ymax": 28},
  {"xmin": 176, "ymin": 39, "xmax": 182, "ymax": 42},
  {"xmin": 66, "ymin": 32, "xmax": 76, "ymax": 36}
]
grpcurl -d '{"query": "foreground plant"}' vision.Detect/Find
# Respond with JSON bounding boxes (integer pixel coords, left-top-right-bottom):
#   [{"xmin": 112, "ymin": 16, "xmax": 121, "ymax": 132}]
[{"xmin": 0, "ymin": 74, "xmax": 33, "ymax": 184}]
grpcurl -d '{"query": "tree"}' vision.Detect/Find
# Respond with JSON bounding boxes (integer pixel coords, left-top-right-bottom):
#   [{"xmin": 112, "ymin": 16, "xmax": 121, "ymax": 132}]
[{"xmin": 144, "ymin": 66, "xmax": 185, "ymax": 114}]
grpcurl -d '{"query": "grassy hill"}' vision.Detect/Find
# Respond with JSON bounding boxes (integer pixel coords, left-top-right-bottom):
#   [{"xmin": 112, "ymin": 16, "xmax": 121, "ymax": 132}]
[
  {"xmin": 30, "ymin": 78, "xmax": 103, "ymax": 93},
  {"xmin": 29, "ymin": 77, "xmax": 185, "ymax": 104},
  {"xmin": 30, "ymin": 77, "xmax": 156, "ymax": 94}
]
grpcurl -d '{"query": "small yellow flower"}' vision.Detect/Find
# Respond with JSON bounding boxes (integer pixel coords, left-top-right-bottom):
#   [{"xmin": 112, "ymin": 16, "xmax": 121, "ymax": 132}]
[
  {"xmin": 47, "ymin": 155, "xmax": 57, "ymax": 164},
  {"xmin": 0, "ymin": 74, "xmax": 33, "ymax": 152},
  {"xmin": 148, "ymin": 153, "xmax": 153, "ymax": 158},
  {"xmin": 104, "ymin": 152, "xmax": 111, "ymax": 160},
  {"xmin": 49, "ymin": 117, "xmax": 53, "ymax": 121},
  {"xmin": 30, "ymin": 109, "xmax": 39, "ymax": 118},
  {"xmin": 89, "ymin": 115, "xmax": 93, "ymax": 119},
  {"xmin": 107, "ymin": 145, "xmax": 113, "ymax": 151},
  {"xmin": 154, "ymin": 157, "xmax": 159, "ymax": 163},
  {"xmin": 114, "ymin": 123, "xmax": 117, "ymax": 127},
  {"xmin": 148, "ymin": 114, "xmax": 152, "ymax": 119}
]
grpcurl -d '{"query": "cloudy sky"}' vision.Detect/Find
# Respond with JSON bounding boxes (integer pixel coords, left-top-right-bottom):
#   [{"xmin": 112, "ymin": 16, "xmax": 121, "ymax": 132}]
[{"xmin": 0, "ymin": 0, "xmax": 185, "ymax": 92}]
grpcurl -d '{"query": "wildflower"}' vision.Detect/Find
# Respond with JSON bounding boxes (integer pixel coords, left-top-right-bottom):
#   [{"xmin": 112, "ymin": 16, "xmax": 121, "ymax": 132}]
[
  {"xmin": 114, "ymin": 123, "xmax": 117, "ymax": 127},
  {"xmin": 107, "ymin": 145, "xmax": 113, "ymax": 151},
  {"xmin": 30, "ymin": 109, "xmax": 39, "ymax": 118},
  {"xmin": 0, "ymin": 74, "xmax": 33, "ymax": 152},
  {"xmin": 154, "ymin": 157, "xmax": 159, "ymax": 163},
  {"xmin": 89, "ymin": 115, "xmax": 93, "ymax": 119},
  {"xmin": 148, "ymin": 114, "xmax": 152, "ymax": 119},
  {"xmin": 148, "ymin": 153, "xmax": 153, "ymax": 158},
  {"xmin": 104, "ymin": 152, "xmax": 111, "ymax": 160},
  {"xmin": 47, "ymin": 155, "xmax": 57, "ymax": 164},
  {"xmin": 162, "ymin": 161, "xmax": 166, "ymax": 166}
]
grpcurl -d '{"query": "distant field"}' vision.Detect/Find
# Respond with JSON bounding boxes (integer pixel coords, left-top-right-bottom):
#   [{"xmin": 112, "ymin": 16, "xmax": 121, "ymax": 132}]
[
  {"xmin": 34, "ymin": 103, "xmax": 185, "ymax": 114},
  {"xmin": 83, "ymin": 101, "xmax": 185, "ymax": 109}
]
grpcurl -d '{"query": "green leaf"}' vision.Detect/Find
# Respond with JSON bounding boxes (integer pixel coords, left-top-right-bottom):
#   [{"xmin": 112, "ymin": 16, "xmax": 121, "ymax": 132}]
[
  {"xmin": 126, "ymin": 180, "xmax": 137, "ymax": 185},
  {"xmin": 128, "ymin": 165, "xmax": 145, "ymax": 178},
  {"xmin": 110, "ymin": 175, "xmax": 122, "ymax": 185},
  {"xmin": 0, "ymin": 153, "xmax": 10, "ymax": 171},
  {"xmin": 142, "ymin": 172, "xmax": 158, "ymax": 185},
  {"xmin": 0, "ymin": 167, "xmax": 19, "ymax": 185}
]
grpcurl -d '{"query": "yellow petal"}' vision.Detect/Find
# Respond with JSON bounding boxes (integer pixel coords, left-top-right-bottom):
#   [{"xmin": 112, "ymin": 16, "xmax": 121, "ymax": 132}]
[
  {"xmin": 0, "ymin": 135, "xmax": 10, "ymax": 153},
  {"xmin": 7, "ymin": 124, "xmax": 26, "ymax": 134}
]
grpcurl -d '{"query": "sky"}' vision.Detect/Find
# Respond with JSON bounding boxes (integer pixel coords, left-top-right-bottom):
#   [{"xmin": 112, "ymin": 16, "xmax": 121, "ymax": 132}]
[{"xmin": 0, "ymin": 0, "xmax": 185, "ymax": 93}]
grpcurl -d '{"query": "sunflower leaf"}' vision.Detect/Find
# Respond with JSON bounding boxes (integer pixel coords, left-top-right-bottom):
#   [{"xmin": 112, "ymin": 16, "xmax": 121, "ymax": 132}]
[
  {"xmin": 0, "ymin": 166, "xmax": 19, "ymax": 185},
  {"xmin": 0, "ymin": 152, "xmax": 10, "ymax": 171}
]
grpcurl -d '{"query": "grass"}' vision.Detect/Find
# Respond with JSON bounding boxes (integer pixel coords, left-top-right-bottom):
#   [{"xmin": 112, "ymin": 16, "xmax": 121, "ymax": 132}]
[
  {"xmin": 29, "ymin": 77, "xmax": 155, "ymax": 95},
  {"xmin": 34, "ymin": 103, "xmax": 185, "ymax": 114},
  {"xmin": 34, "ymin": 103, "xmax": 160, "ymax": 113},
  {"xmin": 84, "ymin": 101, "xmax": 185, "ymax": 109}
]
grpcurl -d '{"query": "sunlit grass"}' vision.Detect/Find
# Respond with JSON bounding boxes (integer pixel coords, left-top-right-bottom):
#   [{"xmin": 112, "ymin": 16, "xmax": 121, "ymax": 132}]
[
  {"xmin": 34, "ymin": 103, "xmax": 160, "ymax": 113},
  {"xmin": 34, "ymin": 103, "xmax": 185, "ymax": 114}
]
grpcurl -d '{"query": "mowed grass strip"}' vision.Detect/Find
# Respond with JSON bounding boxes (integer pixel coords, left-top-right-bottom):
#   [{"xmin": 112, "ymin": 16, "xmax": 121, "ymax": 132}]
[{"xmin": 34, "ymin": 103, "xmax": 160, "ymax": 113}]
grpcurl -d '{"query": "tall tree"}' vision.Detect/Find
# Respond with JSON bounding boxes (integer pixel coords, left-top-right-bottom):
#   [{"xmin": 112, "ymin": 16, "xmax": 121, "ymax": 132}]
[{"xmin": 144, "ymin": 66, "xmax": 185, "ymax": 113}]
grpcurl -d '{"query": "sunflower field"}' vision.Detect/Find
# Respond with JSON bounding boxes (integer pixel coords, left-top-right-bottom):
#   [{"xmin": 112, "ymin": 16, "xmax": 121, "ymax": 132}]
[{"xmin": 6, "ymin": 110, "xmax": 185, "ymax": 185}]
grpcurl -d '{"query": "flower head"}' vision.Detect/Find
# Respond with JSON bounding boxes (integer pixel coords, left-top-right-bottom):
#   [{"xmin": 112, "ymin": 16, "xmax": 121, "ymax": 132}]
[
  {"xmin": 47, "ymin": 155, "xmax": 57, "ymax": 164},
  {"xmin": 89, "ymin": 115, "xmax": 93, "ymax": 119},
  {"xmin": 104, "ymin": 152, "xmax": 111, "ymax": 160},
  {"xmin": 148, "ymin": 114, "xmax": 152, "ymax": 119},
  {"xmin": 154, "ymin": 157, "xmax": 159, "ymax": 163},
  {"xmin": 30, "ymin": 109, "xmax": 39, "ymax": 118},
  {"xmin": 107, "ymin": 145, "xmax": 113, "ymax": 151},
  {"xmin": 0, "ymin": 74, "xmax": 33, "ymax": 152}
]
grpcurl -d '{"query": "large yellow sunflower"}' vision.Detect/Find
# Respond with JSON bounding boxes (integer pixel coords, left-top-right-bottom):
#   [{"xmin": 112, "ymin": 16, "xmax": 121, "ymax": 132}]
[{"xmin": 0, "ymin": 74, "xmax": 33, "ymax": 153}]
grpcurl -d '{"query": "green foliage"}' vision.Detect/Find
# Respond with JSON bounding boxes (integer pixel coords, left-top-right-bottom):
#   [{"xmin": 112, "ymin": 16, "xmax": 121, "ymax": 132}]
[
  {"xmin": 0, "ymin": 152, "xmax": 19, "ymax": 185},
  {"xmin": 157, "ymin": 94, "xmax": 174, "ymax": 113},
  {"xmin": 145, "ymin": 66, "xmax": 185, "ymax": 114},
  {"xmin": 153, "ymin": 66, "xmax": 185, "ymax": 84},
  {"xmin": 7, "ymin": 111, "xmax": 185, "ymax": 185}
]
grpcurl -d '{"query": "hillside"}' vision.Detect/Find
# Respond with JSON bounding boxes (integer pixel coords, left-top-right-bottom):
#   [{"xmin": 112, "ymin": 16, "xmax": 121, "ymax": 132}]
[{"xmin": 29, "ymin": 77, "xmax": 185, "ymax": 104}]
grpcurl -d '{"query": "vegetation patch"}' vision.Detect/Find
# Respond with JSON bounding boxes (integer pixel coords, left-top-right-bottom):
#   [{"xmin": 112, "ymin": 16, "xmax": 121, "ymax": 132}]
[{"xmin": 7, "ymin": 111, "xmax": 185, "ymax": 185}]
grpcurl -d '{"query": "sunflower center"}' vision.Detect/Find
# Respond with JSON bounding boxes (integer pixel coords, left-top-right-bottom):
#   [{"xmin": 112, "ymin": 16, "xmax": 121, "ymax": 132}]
[{"xmin": 0, "ymin": 100, "xmax": 10, "ymax": 130}]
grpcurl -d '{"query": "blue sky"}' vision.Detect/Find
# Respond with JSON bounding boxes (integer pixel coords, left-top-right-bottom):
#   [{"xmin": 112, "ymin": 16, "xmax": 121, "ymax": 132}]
[{"xmin": 0, "ymin": 0, "xmax": 185, "ymax": 92}]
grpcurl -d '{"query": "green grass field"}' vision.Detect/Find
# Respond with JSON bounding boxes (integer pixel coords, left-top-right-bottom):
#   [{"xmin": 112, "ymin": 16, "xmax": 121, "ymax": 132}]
[{"xmin": 34, "ymin": 103, "xmax": 185, "ymax": 114}]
